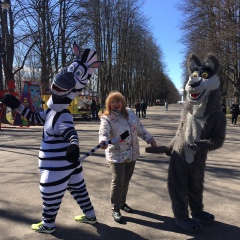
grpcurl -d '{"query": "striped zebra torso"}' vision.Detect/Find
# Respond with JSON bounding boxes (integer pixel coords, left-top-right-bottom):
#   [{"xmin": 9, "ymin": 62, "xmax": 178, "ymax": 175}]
[
  {"xmin": 39, "ymin": 109, "xmax": 79, "ymax": 170},
  {"xmin": 19, "ymin": 106, "xmax": 80, "ymax": 169}
]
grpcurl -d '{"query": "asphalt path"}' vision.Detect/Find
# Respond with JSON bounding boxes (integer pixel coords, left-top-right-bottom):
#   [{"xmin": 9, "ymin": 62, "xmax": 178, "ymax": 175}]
[{"xmin": 0, "ymin": 104, "xmax": 240, "ymax": 240}]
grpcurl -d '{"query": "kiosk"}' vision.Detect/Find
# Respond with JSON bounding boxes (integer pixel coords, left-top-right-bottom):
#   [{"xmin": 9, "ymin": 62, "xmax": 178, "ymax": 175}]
[{"xmin": 13, "ymin": 81, "xmax": 43, "ymax": 126}]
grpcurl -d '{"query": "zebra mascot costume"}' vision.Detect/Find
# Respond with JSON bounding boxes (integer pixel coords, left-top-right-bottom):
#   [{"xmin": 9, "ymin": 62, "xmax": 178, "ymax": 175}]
[{"xmin": 2, "ymin": 42, "xmax": 103, "ymax": 233}]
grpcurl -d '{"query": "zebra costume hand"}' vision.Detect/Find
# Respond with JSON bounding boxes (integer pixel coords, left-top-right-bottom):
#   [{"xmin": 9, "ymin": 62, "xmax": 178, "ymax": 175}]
[
  {"xmin": 2, "ymin": 94, "xmax": 20, "ymax": 109},
  {"xmin": 66, "ymin": 144, "xmax": 80, "ymax": 163}
]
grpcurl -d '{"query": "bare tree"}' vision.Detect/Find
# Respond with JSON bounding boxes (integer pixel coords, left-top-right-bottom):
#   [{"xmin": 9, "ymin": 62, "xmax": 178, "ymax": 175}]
[
  {"xmin": 1, "ymin": 0, "xmax": 181, "ymax": 125},
  {"xmin": 178, "ymin": 0, "xmax": 240, "ymax": 102},
  {"xmin": 0, "ymin": 0, "xmax": 14, "ymax": 90}
]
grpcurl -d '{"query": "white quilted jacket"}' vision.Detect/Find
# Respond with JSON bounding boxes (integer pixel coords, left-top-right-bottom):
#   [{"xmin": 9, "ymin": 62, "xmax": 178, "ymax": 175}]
[{"xmin": 99, "ymin": 108, "xmax": 153, "ymax": 163}]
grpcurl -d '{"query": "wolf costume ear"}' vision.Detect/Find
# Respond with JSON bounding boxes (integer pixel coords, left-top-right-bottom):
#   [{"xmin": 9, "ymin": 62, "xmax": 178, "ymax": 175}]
[
  {"xmin": 204, "ymin": 53, "xmax": 220, "ymax": 74},
  {"xmin": 188, "ymin": 53, "xmax": 201, "ymax": 73}
]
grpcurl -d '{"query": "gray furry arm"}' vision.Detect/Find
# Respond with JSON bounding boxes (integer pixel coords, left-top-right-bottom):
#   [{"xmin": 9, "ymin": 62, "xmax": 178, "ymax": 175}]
[{"xmin": 203, "ymin": 112, "xmax": 226, "ymax": 151}]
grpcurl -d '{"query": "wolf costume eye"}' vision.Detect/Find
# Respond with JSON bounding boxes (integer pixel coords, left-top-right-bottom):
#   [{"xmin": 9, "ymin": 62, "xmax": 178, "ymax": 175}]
[
  {"xmin": 192, "ymin": 72, "xmax": 198, "ymax": 78},
  {"xmin": 201, "ymin": 72, "xmax": 208, "ymax": 79}
]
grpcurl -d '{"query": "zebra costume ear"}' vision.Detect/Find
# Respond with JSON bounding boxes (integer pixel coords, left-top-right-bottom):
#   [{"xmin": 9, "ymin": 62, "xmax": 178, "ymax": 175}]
[{"xmin": 73, "ymin": 41, "xmax": 81, "ymax": 59}]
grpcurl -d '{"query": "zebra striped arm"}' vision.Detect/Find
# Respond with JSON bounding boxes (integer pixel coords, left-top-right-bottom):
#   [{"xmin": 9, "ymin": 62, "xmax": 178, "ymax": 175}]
[
  {"xmin": 18, "ymin": 105, "xmax": 46, "ymax": 125},
  {"xmin": 2, "ymin": 93, "xmax": 46, "ymax": 125}
]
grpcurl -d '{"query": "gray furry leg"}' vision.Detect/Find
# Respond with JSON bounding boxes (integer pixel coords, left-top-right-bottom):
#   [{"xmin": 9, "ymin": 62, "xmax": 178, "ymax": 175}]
[
  {"xmin": 175, "ymin": 218, "xmax": 201, "ymax": 233},
  {"xmin": 191, "ymin": 211, "xmax": 214, "ymax": 224}
]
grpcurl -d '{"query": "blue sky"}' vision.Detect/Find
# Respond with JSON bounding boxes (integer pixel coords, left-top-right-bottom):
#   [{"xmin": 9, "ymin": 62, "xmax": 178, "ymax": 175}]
[{"xmin": 142, "ymin": 0, "xmax": 185, "ymax": 91}]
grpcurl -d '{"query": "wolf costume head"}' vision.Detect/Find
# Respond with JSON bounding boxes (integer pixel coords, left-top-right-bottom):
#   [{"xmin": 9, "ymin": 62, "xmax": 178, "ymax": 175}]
[
  {"xmin": 185, "ymin": 53, "xmax": 220, "ymax": 104},
  {"xmin": 185, "ymin": 53, "xmax": 221, "ymax": 118}
]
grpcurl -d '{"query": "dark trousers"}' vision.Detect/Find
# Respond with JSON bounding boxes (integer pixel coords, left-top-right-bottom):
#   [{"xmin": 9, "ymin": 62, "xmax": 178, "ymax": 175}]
[
  {"xmin": 232, "ymin": 114, "xmax": 238, "ymax": 125},
  {"xmin": 109, "ymin": 161, "xmax": 136, "ymax": 211},
  {"xmin": 141, "ymin": 109, "xmax": 146, "ymax": 118},
  {"xmin": 136, "ymin": 109, "xmax": 140, "ymax": 118},
  {"xmin": 91, "ymin": 110, "xmax": 96, "ymax": 119},
  {"xmin": 95, "ymin": 110, "xmax": 99, "ymax": 119}
]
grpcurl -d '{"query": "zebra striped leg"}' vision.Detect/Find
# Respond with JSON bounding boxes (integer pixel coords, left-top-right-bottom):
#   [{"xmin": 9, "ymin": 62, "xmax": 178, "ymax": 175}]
[
  {"xmin": 67, "ymin": 167, "xmax": 96, "ymax": 218},
  {"xmin": 39, "ymin": 169, "xmax": 72, "ymax": 228}
]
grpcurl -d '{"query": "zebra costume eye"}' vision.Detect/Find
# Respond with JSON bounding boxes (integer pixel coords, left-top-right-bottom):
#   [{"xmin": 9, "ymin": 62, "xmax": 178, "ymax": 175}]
[
  {"xmin": 68, "ymin": 64, "xmax": 75, "ymax": 72},
  {"xmin": 68, "ymin": 63, "xmax": 85, "ymax": 78},
  {"xmin": 75, "ymin": 69, "xmax": 83, "ymax": 77}
]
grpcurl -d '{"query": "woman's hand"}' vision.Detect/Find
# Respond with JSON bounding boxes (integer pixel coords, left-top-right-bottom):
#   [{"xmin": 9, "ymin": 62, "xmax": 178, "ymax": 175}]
[
  {"xmin": 150, "ymin": 139, "xmax": 157, "ymax": 148},
  {"xmin": 100, "ymin": 141, "xmax": 108, "ymax": 149}
]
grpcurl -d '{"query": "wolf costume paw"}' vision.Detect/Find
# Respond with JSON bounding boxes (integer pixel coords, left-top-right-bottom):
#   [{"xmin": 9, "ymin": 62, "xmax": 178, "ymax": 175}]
[
  {"xmin": 187, "ymin": 140, "xmax": 207, "ymax": 151},
  {"xmin": 191, "ymin": 211, "xmax": 214, "ymax": 224},
  {"xmin": 2, "ymin": 94, "xmax": 20, "ymax": 109},
  {"xmin": 165, "ymin": 147, "xmax": 172, "ymax": 156},
  {"xmin": 175, "ymin": 218, "xmax": 201, "ymax": 233}
]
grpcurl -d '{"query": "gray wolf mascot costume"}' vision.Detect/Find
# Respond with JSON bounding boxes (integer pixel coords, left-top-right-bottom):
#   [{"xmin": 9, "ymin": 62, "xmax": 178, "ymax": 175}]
[
  {"xmin": 147, "ymin": 53, "xmax": 226, "ymax": 233},
  {"xmin": 168, "ymin": 53, "xmax": 226, "ymax": 232}
]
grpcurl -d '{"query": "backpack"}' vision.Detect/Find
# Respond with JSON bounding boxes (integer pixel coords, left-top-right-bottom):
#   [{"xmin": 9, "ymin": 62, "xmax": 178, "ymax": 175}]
[{"xmin": 135, "ymin": 102, "xmax": 140, "ymax": 109}]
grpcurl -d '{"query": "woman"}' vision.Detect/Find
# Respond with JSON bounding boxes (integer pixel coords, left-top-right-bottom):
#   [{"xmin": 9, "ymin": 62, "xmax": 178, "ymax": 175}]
[{"xmin": 99, "ymin": 91, "xmax": 157, "ymax": 223}]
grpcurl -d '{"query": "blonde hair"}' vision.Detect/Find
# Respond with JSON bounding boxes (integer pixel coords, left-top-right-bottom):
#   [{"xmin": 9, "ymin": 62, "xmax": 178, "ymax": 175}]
[{"xmin": 102, "ymin": 91, "xmax": 129, "ymax": 118}]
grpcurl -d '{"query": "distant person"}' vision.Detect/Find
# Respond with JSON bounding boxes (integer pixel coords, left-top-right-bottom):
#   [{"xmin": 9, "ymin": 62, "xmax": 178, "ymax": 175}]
[
  {"xmin": 91, "ymin": 99, "xmax": 97, "ymax": 119},
  {"xmin": 135, "ymin": 100, "xmax": 141, "ymax": 118},
  {"xmin": 99, "ymin": 91, "xmax": 157, "ymax": 223},
  {"xmin": 96, "ymin": 99, "xmax": 101, "ymax": 119},
  {"xmin": 165, "ymin": 101, "xmax": 168, "ymax": 111},
  {"xmin": 140, "ymin": 100, "xmax": 147, "ymax": 118},
  {"xmin": 230, "ymin": 101, "xmax": 239, "ymax": 125},
  {"xmin": 221, "ymin": 102, "xmax": 226, "ymax": 115}
]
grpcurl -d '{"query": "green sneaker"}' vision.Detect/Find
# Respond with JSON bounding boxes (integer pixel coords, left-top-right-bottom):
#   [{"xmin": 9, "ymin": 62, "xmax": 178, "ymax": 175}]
[
  {"xmin": 75, "ymin": 214, "xmax": 97, "ymax": 224},
  {"xmin": 31, "ymin": 222, "xmax": 55, "ymax": 234}
]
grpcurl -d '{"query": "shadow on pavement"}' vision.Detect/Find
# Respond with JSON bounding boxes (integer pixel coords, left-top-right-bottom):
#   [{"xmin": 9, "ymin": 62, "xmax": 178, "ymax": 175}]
[
  {"xmin": 127, "ymin": 209, "xmax": 240, "ymax": 240},
  {"xmin": 53, "ymin": 222, "xmax": 148, "ymax": 240}
]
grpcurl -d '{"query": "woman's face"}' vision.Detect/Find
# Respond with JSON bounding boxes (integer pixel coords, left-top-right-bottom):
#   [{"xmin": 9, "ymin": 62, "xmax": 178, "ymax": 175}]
[{"xmin": 110, "ymin": 98, "xmax": 123, "ymax": 112}]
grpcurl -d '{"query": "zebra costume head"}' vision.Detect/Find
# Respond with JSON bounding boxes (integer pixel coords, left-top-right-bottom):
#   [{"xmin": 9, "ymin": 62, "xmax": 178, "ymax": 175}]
[{"xmin": 47, "ymin": 41, "xmax": 103, "ymax": 112}]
